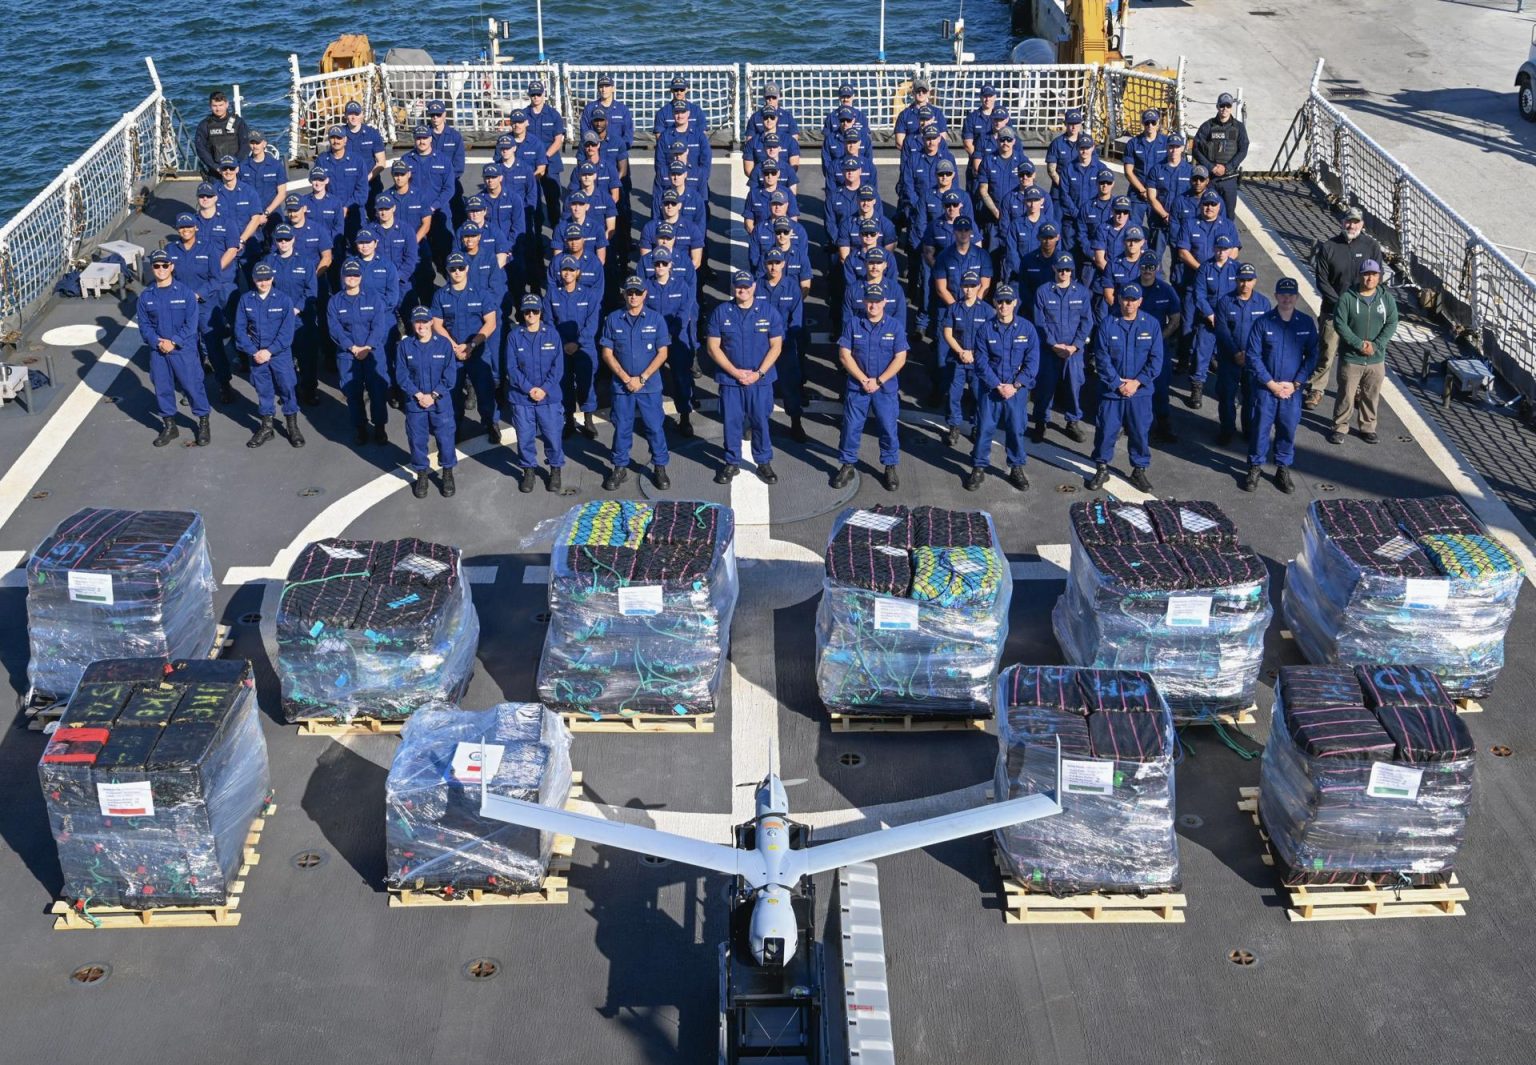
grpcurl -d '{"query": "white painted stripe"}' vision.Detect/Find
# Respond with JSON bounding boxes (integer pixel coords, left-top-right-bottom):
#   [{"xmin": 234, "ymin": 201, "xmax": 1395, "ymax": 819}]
[
  {"xmin": 0, "ymin": 549, "xmax": 26, "ymax": 572},
  {"xmin": 464, "ymin": 565, "xmax": 498, "ymax": 584},
  {"xmin": 1235, "ymin": 193, "xmax": 1536, "ymax": 585},
  {"xmin": 522, "ymin": 564, "xmax": 550, "ymax": 584},
  {"xmin": 0, "ymin": 323, "xmax": 136, "ymax": 533}
]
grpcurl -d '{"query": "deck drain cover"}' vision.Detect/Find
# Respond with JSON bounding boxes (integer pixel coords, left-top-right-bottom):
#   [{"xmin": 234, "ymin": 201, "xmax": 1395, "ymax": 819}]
[
  {"xmin": 31, "ymin": 490, "xmax": 49, "ymax": 500},
  {"xmin": 1316, "ymin": 483, "xmax": 1337, "ymax": 492},
  {"xmin": 290, "ymin": 849, "xmax": 329, "ymax": 870},
  {"xmin": 1178, "ymin": 814, "xmax": 1204, "ymax": 829},
  {"xmin": 640, "ymin": 855, "xmax": 670, "ymax": 866},
  {"xmin": 1492, "ymin": 745, "xmax": 1513, "ymax": 757},
  {"xmin": 1228, "ymin": 949, "xmax": 1257, "ymax": 966},
  {"xmin": 838, "ymin": 752, "xmax": 865, "ymax": 768},
  {"xmin": 240, "ymin": 612, "xmax": 262, "ymax": 624},
  {"xmin": 297, "ymin": 487, "xmax": 323, "ymax": 498},
  {"xmin": 463, "ymin": 958, "xmax": 501, "ymax": 981},
  {"xmin": 534, "ymin": 611, "xmax": 551, "ymax": 625},
  {"xmin": 1056, "ymin": 483, "xmax": 1079, "ymax": 493},
  {"xmin": 70, "ymin": 963, "xmax": 111, "ymax": 986}
]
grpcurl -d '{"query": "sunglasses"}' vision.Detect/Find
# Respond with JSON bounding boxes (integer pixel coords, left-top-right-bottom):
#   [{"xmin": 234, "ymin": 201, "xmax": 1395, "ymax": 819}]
[
  {"xmin": 448, "ymin": 266, "xmax": 467, "ymax": 272},
  {"xmin": 151, "ymin": 262, "xmax": 172, "ymax": 269}
]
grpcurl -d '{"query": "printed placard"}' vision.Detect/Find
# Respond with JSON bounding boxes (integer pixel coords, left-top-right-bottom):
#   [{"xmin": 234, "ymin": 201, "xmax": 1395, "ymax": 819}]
[
  {"xmin": 1114, "ymin": 507, "xmax": 1154, "ymax": 534},
  {"xmin": 1367, "ymin": 761, "xmax": 1424, "ymax": 801},
  {"xmin": 846, "ymin": 510, "xmax": 903, "ymax": 532},
  {"xmin": 1178, "ymin": 507, "xmax": 1218, "ymax": 533},
  {"xmin": 451, "ymin": 742, "xmax": 506, "ymax": 784},
  {"xmin": 1060, "ymin": 759, "xmax": 1116, "ymax": 795},
  {"xmin": 68, "ymin": 570, "xmax": 114, "ymax": 605},
  {"xmin": 1165, "ymin": 595, "xmax": 1213, "ymax": 628},
  {"xmin": 97, "ymin": 780, "xmax": 154, "ymax": 818},
  {"xmin": 873, "ymin": 597, "xmax": 920, "ymax": 631},
  {"xmin": 1403, "ymin": 578, "xmax": 1449, "ymax": 609},
  {"xmin": 617, "ymin": 584, "xmax": 664, "ymax": 616}
]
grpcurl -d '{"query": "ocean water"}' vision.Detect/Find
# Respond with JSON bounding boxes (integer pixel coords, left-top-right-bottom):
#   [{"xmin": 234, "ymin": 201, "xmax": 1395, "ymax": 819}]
[{"xmin": 1, "ymin": 0, "xmax": 1020, "ymax": 222}]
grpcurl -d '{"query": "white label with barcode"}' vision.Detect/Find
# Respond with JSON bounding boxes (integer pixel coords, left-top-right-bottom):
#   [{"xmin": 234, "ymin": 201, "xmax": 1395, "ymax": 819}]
[
  {"xmin": 97, "ymin": 781, "xmax": 154, "ymax": 818},
  {"xmin": 1165, "ymin": 595, "xmax": 1213, "ymax": 628},
  {"xmin": 451, "ymin": 742, "xmax": 506, "ymax": 784},
  {"xmin": 617, "ymin": 584, "xmax": 664, "ymax": 616},
  {"xmin": 1367, "ymin": 762, "xmax": 1424, "ymax": 801},
  {"xmin": 1060, "ymin": 759, "xmax": 1116, "ymax": 795},
  {"xmin": 1403, "ymin": 578, "xmax": 1449, "ymax": 609},
  {"xmin": 873, "ymin": 598, "xmax": 919, "ymax": 631},
  {"xmin": 68, "ymin": 570, "xmax": 114, "ymax": 605}
]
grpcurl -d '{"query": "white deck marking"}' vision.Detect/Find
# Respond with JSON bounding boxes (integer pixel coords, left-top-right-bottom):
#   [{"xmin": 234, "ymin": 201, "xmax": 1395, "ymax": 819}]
[
  {"xmin": 1235, "ymin": 194, "xmax": 1536, "ymax": 585},
  {"xmin": 463, "ymin": 566, "xmax": 499, "ymax": 584},
  {"xmin": 0, "ymin": 549, "xmax": 26, "ymax": 588},
  {"xmin": 522, "ymin": 564, "xmax": 550, "ymax": 584}
]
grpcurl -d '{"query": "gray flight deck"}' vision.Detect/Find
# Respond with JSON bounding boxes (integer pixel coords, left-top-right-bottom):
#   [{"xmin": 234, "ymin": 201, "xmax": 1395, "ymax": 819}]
[{"xmin": 1, "ymin": 144, "xmax": 1535, "ymax": 1064}]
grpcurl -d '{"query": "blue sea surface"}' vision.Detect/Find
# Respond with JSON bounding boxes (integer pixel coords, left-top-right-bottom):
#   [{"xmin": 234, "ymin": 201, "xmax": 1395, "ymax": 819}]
[{"xmin": 1, "ymin": 0, "xmax": 1020, "ymax": 221}]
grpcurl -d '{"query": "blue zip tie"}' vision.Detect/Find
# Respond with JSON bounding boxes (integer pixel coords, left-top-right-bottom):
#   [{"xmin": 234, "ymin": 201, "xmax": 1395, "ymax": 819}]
[
  {"xmin": 387, "ymin": 592, "xmax": 421, "ymax": 609},
  {"xmin": 672, "ymin": 703, "xmax": 687, "ymax": 715},
  {"xmin": 309, "ymin": 620, "xmax": 325, "ymax": 637}
]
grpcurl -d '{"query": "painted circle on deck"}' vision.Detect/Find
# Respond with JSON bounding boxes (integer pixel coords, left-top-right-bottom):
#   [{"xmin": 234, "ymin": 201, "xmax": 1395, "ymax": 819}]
[{"xmin": 40, "ymin": 324, "xmax": 106, "ymax": 348}]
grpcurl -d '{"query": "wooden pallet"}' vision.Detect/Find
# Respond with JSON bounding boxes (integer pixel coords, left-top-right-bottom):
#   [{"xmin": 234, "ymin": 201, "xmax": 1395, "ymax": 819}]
[
  {"xmin": 559, "ymin": 710, "xmax": 715, "ymax": 733},
  {"xmin": 1236, "ymin": 788, "xmax": 1468, "ymax": 921},
  {"xmin": 50, "ymin": 802, "xmax": 275, "ymax": 931},
  {"xmin": 829, "ymin": 712, "xmax": 989, "ymax": 733},
  {"xmin": 295, "ymin": 716, "xmax": 407, "ymax": 737},
  {"xmin": 995, "ymin": 853, "xmax": 1185, "ymax": 924},
  {"xmin": 388, "ymin": 777, "xmax": 583, "ymax": 908},
  {"xmin": 23, "ymin": 624, "xmax": 235, "ymax": 732},
  {"xmin": 1176, "ymin": 705, "xmax": 1257, "ymax": 727}
]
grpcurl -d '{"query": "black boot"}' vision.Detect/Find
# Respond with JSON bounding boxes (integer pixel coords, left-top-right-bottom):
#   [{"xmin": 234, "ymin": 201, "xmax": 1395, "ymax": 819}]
[
  {"xmin": 1184, "ymin": 382, "xmax": 1203, "ymax": 410},
  {"xmin": 1275, "ymin": 465, "xmax": 1295, "ymax": 494},
  {"xmin": 373, "ymin": 424, "xmax": 388, "ymax": 445},
  {"xmin": 1130, "ymin": 467, "xmax": 1153, "ymax": 492},
  {"xmin": 563, "ymin": 414, "xmax": 577, "ymax": 438},
  {"xmin": 830, "ymin": 463, "xmax": 856, "ymax": 489},
  {"xmin": 195, "ymin": 415, "xmax": 210, "ymax": 447},
  {"xmin": 354, "ymin": 425, "xmax": 370, "ymax": 445},
  {"xmin": 486, "ymin": 421, "xmax": 502, "ymax": 445},
  {"xmin": 440, "ymin": 468, "xmax": 456, "ymax": 497},
  {"xmin": 677, "ymin": 415, "xmax": 696, "ymax": 439},
  {"xmin": 153, "ymin": 417, "xmax": 179, "ymax": 448},
  {"xmin": 963, "ymin": 467, "xmax": 985, "ymax": 492},
  {"xmin": 789, "ymin": 416, "xmax": 808, "ymax": 443},
  {"xmin": 883, "ymin": 465, "xmax": 900, "ymax": 492},
  {"xmin": 412, "ymin": 470, "xmax": 430, "ymax": 498},
  {"xmin": 1216, "ymin": 426, "xmax": 1234, "ymax": 446},
  {"xmin": 217, "ymin": 382, "xmax": 235, "ymax": 405},
  {"xmin": 944, "ymin": 426, "xmax": 960, "ymax": 447},
  {"xmin": 755, "ymin": 462, "xmax": 778, "ymax": 485},
  {"xmin": 1086, "ymin": 464, "xmax": 1109, "ymax": 490},
  {"xmin": 653, "ymin": 464, "xmax": 671, "ymax": 490},
  {"xmin": 1242, "ymin": 465, "xmax": 1262, "ymax": 492},
  {"xmin": 1063, "ymin": 420, "xmax": 1087, "ymax": 443},
  {"xmin": 714, "ymin": 464, "xmax": 739, "ymax": 484},
  {"xmin": 547, "ymin": 467, "xmax": 562, "ymax": 493},
  {"xmin": 1009, "ymin": 465, "xmax": 1031, "ymax": 490},
  {"xmin": 578, "ymin": 412, "xmax": 597, "ymax": 439},
  {"xmin": 1028, "ymin": 424, "xmax": 1048, "ymax": 444},
  {"xmin": 519, "ymin": 468, "xmax": 536, "ymax": 493},
  {"xmin": 603, "ymin": 466, "xmax": 628, "ymax": 491},
  {"xmin": 246, "ymin": 416, "xmax": 274, "ymax": 449},
  {"xmin": 285, "ymin": 414, "xmax": 306, "ymax": 448}
]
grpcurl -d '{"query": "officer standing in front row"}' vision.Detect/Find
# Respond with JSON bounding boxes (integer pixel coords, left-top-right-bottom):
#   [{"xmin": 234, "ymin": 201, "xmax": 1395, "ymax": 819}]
[
  {"xmin": 599, "ymin": 275, "xmax": 672, "ymax": 492},
  {"xmin": 326, "ymin": 259, "xmax": 392, "ymax": 446},
  {"xmin": 237, "ymin": 263, "xmax": 305, "ymax": 450},
  {"xmin": 1087, "ymin": 282, "xmax": 1162, "ymax": 492},
  {"xmin": 505, "ymin": 295, "xmax": 566, "ymax": 494},
  {"xmin": 396, "ymin": 306, "xmax": 459, "ymax": 499},
  {"xmin": 833, "ymin": 286, "xmax": 908, "ymax": 492},
  {"xmin": 965, "ymin": 285, "xmax": 1039, "ymax": 493},
  {"xmin": 1244, "ymin": 277, "xmax": 1318, "ymax": 495},
  {"xmin": 138, "ymin": 250, "xmax": 211, "ymax": 448}
]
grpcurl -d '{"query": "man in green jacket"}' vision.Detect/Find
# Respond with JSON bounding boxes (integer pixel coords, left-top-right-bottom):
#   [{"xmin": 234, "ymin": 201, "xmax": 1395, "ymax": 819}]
[{"xmin": 1328, "ymin": 259, "xmax": 1397, "ymax": 445}]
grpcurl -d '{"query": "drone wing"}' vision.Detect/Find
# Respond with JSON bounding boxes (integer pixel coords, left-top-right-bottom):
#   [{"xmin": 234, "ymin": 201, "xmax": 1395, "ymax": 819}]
[
  {"xmin": 786, "ymin": 792, "xmax": 1062, "ymax": 879},
  {"xmin": 479, "ymin": 789, "xmax": 767, "ymax": 883}
]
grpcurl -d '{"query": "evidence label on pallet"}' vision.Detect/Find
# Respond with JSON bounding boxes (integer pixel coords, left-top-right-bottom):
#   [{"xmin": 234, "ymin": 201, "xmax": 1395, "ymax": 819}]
[
  {"xmin": 1165, "ymin": 595, "xmax": 1213, "ymax": 628},
  {"xmin": 873, "ymin": 598, "xmax": 920, "ymax": 631},
  {"xmin": 451, "ymin": 742, "xmax": 506, "ymax": 784},
  {"xmin": 617, "ymin": 585, "xmax": 664, "ymax": 617},
  {"xmin": 97, "ymin": 780, "xmax": 155, "ymax": 817},
  {"xmin": 1403, "ymin": 578, "xmax": 1450, "ymax": 610},
  {"xmin": 1367, "ymin": 761, "xmax": 1424, "ymax": 802},
  {"xmin": 67, "ymin": 571, "xmax": 114, "ymax": 605},
  {"xmin": 1060, "ymin": 759, "xmax": 1116, "ymax": 796}
]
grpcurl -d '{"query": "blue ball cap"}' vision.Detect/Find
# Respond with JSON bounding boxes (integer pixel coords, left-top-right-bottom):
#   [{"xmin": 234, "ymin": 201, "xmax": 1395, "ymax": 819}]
[
  {"xmin": 765, "ymin": 248, "xmax": 786, "ymax": 263},
  {"xmin": 998, "ymin": 127, "xmax": 1017, "ymax": 142},
  {"xmin": 1024, "ymin": 187, "xmax": 1045, "ymax": 202},
  {"xmin": 671, "ymin": 99, "xmax": 689, "ymax": 113},
  {"xmin": 941, "ymin": 191, "xmax": 962, "ymax": 206},
  {"xmin": 374, "ymin": 194, "xmax": 396, "ymax": 209},
  {"xmin": 1065, "ymin": 108, "xmax": 1084, "ymax": 124},
  {"xmin": 528, "ymin": 80, "xmax": 545, "ymax": 95},
  {"xmin": 732, "ymin": 270, "xmax": 753, "ymax": 288},
  {"xmin": 283, "ymin": 193, "xmax": 303, "ymax": 210},
  {"xmin": 1191, "ymin": 164, "xmax": 1210, "ymax": 178},
  {"xmin": 568, "ymin": 191, "xmax": 590, "ymax": 205},
  {"xmin": 460, "ymin": 222, "xmax": 482, "ymax": 237},
  {"xmin": 1275, "ymin": 277, "xmax": 1299, "ymax": 295},
  {"xmin": 309, "ymin": 166, "xmax": 329, "ymax": 182},
  {"xmin": 273, "ymin": 224, "xmax": 293, "ymax": 239},
  {"xmin": 175, "ymin": 212, "xmax": 197, "ymax": 228},
  {"xmin": 1141, "ymin": 109, "xmax": 1161, "ymax": 124},
  {"xmin": 196, "ymin": 181, "xmax": 217, "ymax": 197},
  {"xmin": 562, "ymin": 223, "xmax": 584, "ymax": 240},
  {"xmin": 761, "ymin": 159, "xmax": 781, "ymax": 173},
  {"xmin": 509, "ymin": 109, "xmax": 528, "ymax": 123},
  {"xmin": 954, "ymin": 216, "xmax": 975, "ymax": 231},
  {"xmin": 772, "ymin": 219, "xmax": 792, "ymax": 234},
  {"xmin": 839, "ymin": 83, "xmax": 856, "ymax": 97},
  {"xmin": 1119, "ymin": 282, "xmax": 1144, "ymax": 300},
  {"xmin": 660, "ymin": 191, "xmax": 681, "ymax": 205},
  {"xmin": 410, "ymin": 305, "xmax": 432, "ymax": 322},
  {"xmin": 837, "ymin": 106, "xmax": 856, "ymax": 121},
  {"xmin": 589, "ymin": 106, "xmax": 608, "ymax": 120},
  {"xmin": 857, "ymin": 186, "xmax": 876, "ymax": 201},
  {"xmin": 1077, "ymin": 137, "xmax": 1096, "ymax": 153},
  {"xmin": 344, "ymin": 101, "xmax": 362, "ymax": 115},
  {"xmin": 1217, "ymin": 92, "xmax": 1236, "ymax": 107},
  {"xmin": 520, "ymin": 293, "xmax": 543, "ymax": 311},
  {"xmin": 577, "ymin": 161, "xmax": 597, "ymax": 175},
  {"xmin": 936, "ymin": 159, "xmax": 956, "ymax": 175},
  {"xmin": 769, "ymin": 190, "xmax": 788, "ymax": 205},
  {"xmin": 866, "ymin": 247, "xmax": 888, "ymax": 263},
  {"xmin": 1214, "ymin": 233, "xmax": 1236, "ymax": 249},
  {"xmin": 148, "ymin": 249, "xmax": 170, "ymax": 265},
  {"xmin": 559, "ymin": 255, "xmax": 580, "ymax": 271},
  {"xmin": 1039, "ymin": 223, "xmax": 1060, "ymax": 238},
  {"xmin": 413, "ymin": 125, "xmax": 432, "ymax": 139},
  {"xmin": 651, "ymin": 246, "xmax": 673, "ymax": 262},
  {"xmin": 355, "ymin": 228, "xmax": 377, "ymax": 243},
  {"xmin": 465, "ymin": 196, "xmax": 486, "ymax": 211},
  {"xmin": 842, "ymin": 128, "xmax": 862, "ymax": 144},
  {"xmin": 1200, "ymin": 191, "xmax": 1222, "ymax": 206},
  {"xmin": 993, "ymin": 284, "xmax": 1018, "ymax": 303},
  {"xmin": 1016, "ymin": 157, "xmax": 1036, "ymax": 175},
  {"xmin": 426, "ymin": 99, "xmax": 446, "ymax": 115},
  {"xmin": 327, "ymin": 125, "xmax": 345, "ymax": 139},
  {"xmin": 858, "ymin": 219, "xmax": 880, "ymax": 235},
  {"xmin": 1054, "ymin": 253, "xmax": 1076, "ymax": 269},
  {"xmin": 391, "ymin": 160, "xmax": 411, "ymax": 174},
  {"xmin": 341, "ymin": 259, "xmax": 363, "ymax": 276},
  {"xmin": 495, "ymin": 134, "xmax": 514, "ymax": 149},
  {"xmin": 446, "ymin": 252, "xmax": 468, "ymax": 269},
  {"xmin": 841, "ymin": 156, "xmax": 863, "ymax": 171},
  {"xmin": 623, "ymin": 274, "xmax": 646, "ymax": 293},
  {"xmin": 217, "ymin": 154, "xmax": 238, "ymax": 169},
  {"xmin": 960, "ymin": 271, "xmax": 981, "ymax": 287},
  {"xmin": 1361, "ymin": 258, "xmax": 1383, "ymax": 274},
  {"xmin": 1236, "ymin": 262, "xmax": 1258, "ymax": 280},
  {"xmin": 1097, "ymin": 169, "xmax": 1115, "ymax": 184},
  {"xmin": 251, "ymin": 263, "xmax": 275, "ymax": 280},
  {"xmin": 597, "ymin": 74, "xmax": 614, "ymax": 87},
  {"xmin": 762, "ymin": 132, "xmax": 781, "ymax": 147},
  {"xmin": 1112, "ymin": 196, "xmax": 1132, "ymax": 211},
  {"xmin": 980, "ymin": 84, "xmax": 998, "ymax": 97},
  {"xmin": 655, "ymin": 222, "xmax": 676, "ymax": 236},
  {"xmin": 862, "ymin": 284, "xmax": 885, "ymax": 303},
  {"xmin": 1125, "ymin": 226, "xmax": 1145, "ymax": 241},
  {"xmin": 482, "ymin": 163, "xmax": 501, "ymax": 177},
  {"xmin": 669, "ymin": 75, "xmax": 688, "ymax": 91},
  {"xmin": 669, "ymin": 161, "xmax": 689, "ymax": 175}
]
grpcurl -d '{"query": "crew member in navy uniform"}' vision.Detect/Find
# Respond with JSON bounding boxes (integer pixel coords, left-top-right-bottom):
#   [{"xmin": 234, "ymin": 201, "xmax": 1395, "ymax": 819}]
[
  {"xmin": 1135, "ymin": 258, "xmax": 1185, "ymax": 445},
  {"xmin": 707, "ymin": 272, "xmax": 785, "ymax": 486},
  {"xmin": 165, "ymin": 212, "xmax": 236, "ymax": 407},
  {"xmin": 1211, "ymin": 260, "xmax": 1269, "ymax": 446},
  {"xmin": 193, "ymin": 90, "xmax": 251, "ymax": 179},
  {"xmin": 239, "ymin": 131, "xmax": 287, "ymax": 232},
  {"xmin": 527, "ymin": 79, "xmax": 566, "ymax": 230},
  {"xmin": 757, "ymin": 248, "xmax": 808, "ymax": 442},
  {"xmin": 939, "ymin": 271, "xmax": 994, "ymax": 449},
  {"xmin": 645, "ymin": 250, "xmax": 700, "ymax": 439},
  {"xmin": 1030, "ymin": 252, "xmax": 1093, "ymax": 444},
  {"xmin": 548, "ymin": 256, "xmax": 602, "ymax": 439},
  {"xmin": 138, "ymin": 250, "xmax": 211, "ymax": 448},
  {"xmin": 1087, "ymin": 282, "xmax": 1162, "ymax": 492},
  {"xmin": 833, "ymin": 286, "xmax": 909, "ymax": 492},
  {"xmin": 341, "ymin": 101, "xmax": 387, "ymax": 197},
  {"xmin": 431, "ymin": 253, "xmax": 502, "ymax": 444},
  {"xmin": 396, "ymin": 305, "xmax": 459, "ymax": 499},
  {"xmin": 326, "ymin": 259, "xmax": 392, "ymax": 445},
  {"xmin": 1244, "ymin": 277, "xmax": 1319, "ymax": 494},
  {"xmin": 1123, "ymin": 109, "xmax": 1171, "ymax": 209},
  {"xmin": 425, "ymin": 100, "xmax": 467, "ymax": 225},
  {"xmin": 599, "ymin": 276, "xmax": 672, "ymax": 491},
  {"xmin": 652, "ymin": 75, "xmax": 708, "ymax": 134},
  {"xmin": 1193, "ymin": 92, "xmax": 1249, "ymax": 217},
  {"xmin": 236, "ymin": 262, "xmax": 305, "ymax": 450},
  {"xmin": 966, "ymin": 285, "xmax": 1040, "ymax": 492},
  {"xmin": 505, "ymin": 295, "xmax": 567, "ymax": 493}
]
